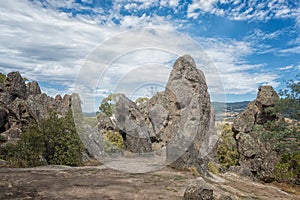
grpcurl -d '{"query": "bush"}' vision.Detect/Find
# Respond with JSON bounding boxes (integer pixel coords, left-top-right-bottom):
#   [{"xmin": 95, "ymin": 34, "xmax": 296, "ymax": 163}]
[
  {"xmin": 2, "ymin": 110, "xmax": 85, "ymax": 167},
  {"xmin": 254, "ymin": 119, "xmax": 299, "ymax": 184},
  {"xmin": 217, "ymin": 124, "xmax": 239, "ymax": 169},
  {"xmin": 3, "ymin": 127, "xmax": 45, "ymax": 167},
  {"xmin": 208, "ymin": 162, "xmax": 219, "ymax": 174},
  {"xmin": 274, "ymin": 152, "xmax": 300, "ymax": 183},
  {"xmin": 102, "ymin": 130, "xmax": 124, "ymax": 154},
  {"xmin": 0, "ymin": 73, "xmax": 5, "ymax": 84}
]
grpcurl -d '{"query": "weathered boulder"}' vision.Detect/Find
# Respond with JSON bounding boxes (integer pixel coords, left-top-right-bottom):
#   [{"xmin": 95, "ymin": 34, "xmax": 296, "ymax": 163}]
[
  {"xmin": 97, "ymin": 112, "xmax": 115, "ymax": 131},
  {"xmin": 256, "ymin": 85, "xmax": 279, "ymax": 106},
  {"xmin": 8, "ymin": 98, "xmax": 35, "ymax": 129},
  {"xmin": 183, "ymin": 178, "xmax": 214, "ymax": 200},
  {"xmin": 26, "ymin": 81, "xmax": 41, "ymax": 96},
  {"xmin": 232, "ymin": 86, "xmax": 280, "ymax": 182},
  {"xmin": 231, "ymin": 101, "xmax": 258, "ymax": 133},
  {"xmin": 1, "ymin": 127, "xmax": 22, "ymax": 145},
  {"xmin": 232, "ymin": 86, "xmax": 279, "ymax": 134},
  {"xmin": 4, "ymin": 72, "xmax": 27, "ymax": 101},
  {"xmin": 139, "ymin": 91, "xmax": 170, "ymax": 142},
  {"xmin": 164, "ymin": 55, "xmax": 212, "ymax": 175},
  {"xmin": 115, "ymin": 94, "xmax": 152, "ymax": 153}
]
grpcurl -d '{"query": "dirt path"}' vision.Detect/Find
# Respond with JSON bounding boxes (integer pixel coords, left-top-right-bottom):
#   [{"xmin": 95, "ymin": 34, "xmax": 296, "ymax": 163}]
[{"xmin": 0, "ymin": 165, "xmax": 299, "ymax": 200}]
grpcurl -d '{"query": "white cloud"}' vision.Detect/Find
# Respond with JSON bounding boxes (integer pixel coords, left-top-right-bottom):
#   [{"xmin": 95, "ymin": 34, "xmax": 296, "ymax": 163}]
[
  {"xmin": 0, "ymin": 0, "xmax": 285, "ymax": 111},
  {"xmin": 0, "ymin": 0, "xmax": 118, "ymax": 85},
  {"xmin": 160, "ymin": 0, "xmax": 179, "ymax": 8},
  {"xmin": 245, "ymin": 28, "xmax": 283, "ymax": 41},
  {"xmin": 188, "ymin": 0, "xmax": 220, "ymax": 19},
  {"xmin": 120, "ymin": 0, "xmax": 159, "ymax": 11},
  {"xmin": 124, "ymin": 3, "xmax": 138, "ymax": 11},
  {"xmin": 279, "ymin": 46, "xmax": 300, "ymax": 54},
  {"xmin": 278, "ymin": 65, "xmax": 294, "ymax": 71},
  {"xmin": 187, "ymin": 0, "xmax": 298, "ymax": 22},
  {"xmin": 196, "ymin": 37, "xmax": 279, "ymax": 95}
]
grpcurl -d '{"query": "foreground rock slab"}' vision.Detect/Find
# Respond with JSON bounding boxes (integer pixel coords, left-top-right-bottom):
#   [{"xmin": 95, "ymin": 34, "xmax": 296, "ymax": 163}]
[{"xmin": 0, "ymin": 166, "xmax": 298, "ymax": 200}]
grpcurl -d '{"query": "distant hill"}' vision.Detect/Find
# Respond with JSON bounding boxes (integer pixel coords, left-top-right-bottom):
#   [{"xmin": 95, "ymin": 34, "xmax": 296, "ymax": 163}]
[
  {"xmin": 83, "ymin": 112, "xmax": 98, "ymax": 117},
  {"xmin": 212, "ymin": 101, "xmax": 250, "ymax": 121},
  {"xmin": 85, "ymin": 102, "xmax": 250, "ymax": 120},
  {"xmin": 212, "ymin": 101, "xmax": 250, "ymax": 113}
]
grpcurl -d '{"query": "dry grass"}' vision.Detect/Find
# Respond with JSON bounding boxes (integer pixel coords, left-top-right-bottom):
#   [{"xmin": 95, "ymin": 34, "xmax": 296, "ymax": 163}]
[{"xmin": 273, "ymin": 182, "xmax": 300, "ymax": 195}]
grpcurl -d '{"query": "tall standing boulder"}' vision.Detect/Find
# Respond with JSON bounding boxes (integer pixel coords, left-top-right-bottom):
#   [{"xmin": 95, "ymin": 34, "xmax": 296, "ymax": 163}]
[
  {"xmin": 232, "ymin": 86, "xmax": 280, "ymax": 182},
  {"xmin": 164, "ymin": 55, "xmax": 212, "ymax": 175}
]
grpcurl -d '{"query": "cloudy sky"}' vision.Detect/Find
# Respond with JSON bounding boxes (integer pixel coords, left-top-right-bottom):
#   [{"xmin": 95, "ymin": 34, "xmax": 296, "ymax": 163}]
[{"xmin": 0, "ymin": 0, "xmax": 299, "ymax": 111}]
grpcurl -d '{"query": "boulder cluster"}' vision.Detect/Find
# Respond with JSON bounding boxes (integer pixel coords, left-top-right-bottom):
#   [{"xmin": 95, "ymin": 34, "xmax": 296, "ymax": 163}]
[
  {"xmin": 99, "ymin": 55, "xmax": 216, "ymax": 175},
  {"xmin": 0, "ymin": 71, "xmax": 81, "ymax": 146}
]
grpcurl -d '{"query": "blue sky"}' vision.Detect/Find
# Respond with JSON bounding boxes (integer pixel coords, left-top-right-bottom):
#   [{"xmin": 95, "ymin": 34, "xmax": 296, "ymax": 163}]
[{"xmin": 0, "ymin": 0, "xmax": 299, "ymax": 111}]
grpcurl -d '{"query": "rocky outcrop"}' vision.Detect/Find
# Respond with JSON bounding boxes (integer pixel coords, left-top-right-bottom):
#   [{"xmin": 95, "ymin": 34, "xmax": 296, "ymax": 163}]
[
  {"xmin": 232, "ymin": 86, "xmax": 280, "ymax": 182},
  {"xmin": 0, "ymin": 71, "xmax": 82, "ymax": 146},
  {"xmin": 98, "ymin": 55, "xmax": 215, "ymax": 175},
  {"xmin": 4, "ymin": 71, "xmax": 27, "ymax": 102}
]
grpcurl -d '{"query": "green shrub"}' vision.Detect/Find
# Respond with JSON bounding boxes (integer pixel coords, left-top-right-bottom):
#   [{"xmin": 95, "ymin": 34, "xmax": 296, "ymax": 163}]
[
  {"xmin": 208, "ymin": 161, "xmax": 219, "ymax": 174},
  {"xmin": 2, "ymin": 110, "xmax": 84, "ymax": 167},
  {"xmin": 4, "ymin": 127, "xmax": 45, "ymax": 167},
  {"xmin": 0, "ymin": 73, "xmax": 5, "ymax": 84},
  {"xmin": 102, "ymin": 130, "xmax": 124, "ymax": 154},
  {"xmin": 217, "ymin": 124, "xmax": 239, "ymax": 169},
  {"xmin": 274, "ymin": 152, "xmax": 300, "ymax": 183},
  {"xmin": 42, "ymin": 111, "xmax": 84, "ymax": 166}
]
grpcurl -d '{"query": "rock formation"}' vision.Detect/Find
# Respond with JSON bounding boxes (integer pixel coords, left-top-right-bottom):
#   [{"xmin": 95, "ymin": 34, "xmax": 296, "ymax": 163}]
[
  {"xmin": 114, "ymin": 94, "xmax": 152, "ymax": 153},
  {"xmin": 0, "ymin": 71, "xmax": 82, "ymax": 146},
  {"xmin": 163, "ymin": 55, "xmax": 212, "ymax": 175},
  {"xmin": 232, "ymin": 86, "xmax": 280, "ymax": 182},
  {"xmin": 100, "ymin": 55, "xmax": 215, "ymax": 175}
]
